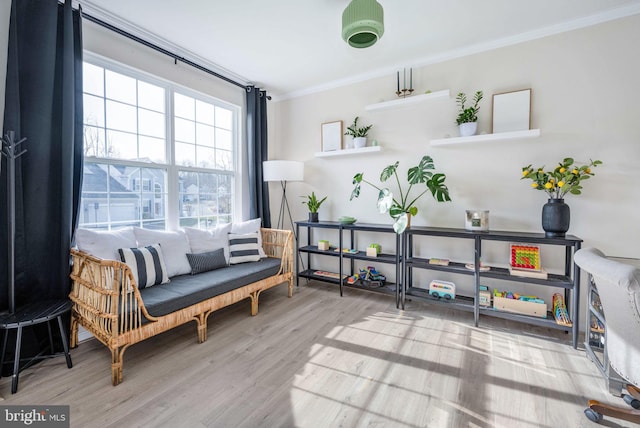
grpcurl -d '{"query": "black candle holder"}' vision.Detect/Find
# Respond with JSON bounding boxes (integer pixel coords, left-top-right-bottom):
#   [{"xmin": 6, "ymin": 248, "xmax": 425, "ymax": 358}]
[
  {"xmin": 396, "ymin": 88, "xmax": 414, "ymax": 98},
  {"xmin": 396, "ymin": 67, "xmax": 414, "ymax": 98}
]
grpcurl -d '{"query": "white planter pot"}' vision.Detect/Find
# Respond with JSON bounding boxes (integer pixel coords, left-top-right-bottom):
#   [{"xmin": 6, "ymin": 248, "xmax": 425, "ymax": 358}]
[
  {"xmin": 353, "ymin": 137, "xmax": 367, "ymax": 148},
  {"xmin": 459, "ymin": 122, "xmax": 478, "ymax": 137}
]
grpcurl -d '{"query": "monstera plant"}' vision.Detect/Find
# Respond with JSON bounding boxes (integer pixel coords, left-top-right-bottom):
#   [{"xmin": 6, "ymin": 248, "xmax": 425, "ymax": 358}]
[{"xmin": 350, "ymin": 155, "xmax": 451, "ymax": 233}]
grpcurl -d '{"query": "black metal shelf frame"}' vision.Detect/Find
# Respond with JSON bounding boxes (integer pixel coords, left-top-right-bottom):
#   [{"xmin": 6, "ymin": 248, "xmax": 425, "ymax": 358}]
[
  {"xmin": 403, "ymin": 226, "xmax": 582, "ymax": 348},
  {"xmin": 296, "ymin": 221, "xmax": 403, "ymax": 307},
  {"xmin": 406, "ymin": 286, "xmax": 571, "ymax": 331},
  {"xmin": 295, "ymin": 221, "xmax": 583, "ymax": 348}
]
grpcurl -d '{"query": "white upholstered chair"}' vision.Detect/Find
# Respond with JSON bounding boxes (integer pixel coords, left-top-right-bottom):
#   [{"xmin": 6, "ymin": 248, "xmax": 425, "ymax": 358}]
[{"xmin": 574, "ymin": 247, "xmax": 640, "ymax": 424}]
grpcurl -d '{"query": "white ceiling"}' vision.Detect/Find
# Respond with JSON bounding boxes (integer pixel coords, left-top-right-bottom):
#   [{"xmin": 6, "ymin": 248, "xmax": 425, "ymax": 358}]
[{"xmin": 81, "ymin": 0, "xmax": 640, "ymax": 99}]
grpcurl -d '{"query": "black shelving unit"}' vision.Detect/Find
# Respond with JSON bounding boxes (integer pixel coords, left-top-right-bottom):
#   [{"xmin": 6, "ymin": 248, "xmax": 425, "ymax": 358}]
[
  {"xmin": 295, "ymin": 221, "xmax": 402, "ymax": 307},
  {"xmin": 403, "ymin": 226, "xmax": 583, "ymax": 348},
  {"xmin": 295, "ymin": 221, "xmax": 583, "ymax": 348}
]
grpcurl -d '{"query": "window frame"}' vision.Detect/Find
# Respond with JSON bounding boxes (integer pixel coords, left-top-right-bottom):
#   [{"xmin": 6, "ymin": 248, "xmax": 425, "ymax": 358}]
[{"xmin": 81, "ymin": 52, "xmax": 241, "ymax": 231}]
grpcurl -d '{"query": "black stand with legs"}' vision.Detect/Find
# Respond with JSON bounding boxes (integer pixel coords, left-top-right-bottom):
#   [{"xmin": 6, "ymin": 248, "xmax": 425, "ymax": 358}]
[{"xmin": 0, "ymin": 132, "xmax": 73, "ymax": 393}]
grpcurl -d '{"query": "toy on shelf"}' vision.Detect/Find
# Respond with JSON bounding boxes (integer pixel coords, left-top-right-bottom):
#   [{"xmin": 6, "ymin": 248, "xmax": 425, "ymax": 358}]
[
  {"xmin": 510, "ymin": 244, "xmax": 541, "ymax": 271},
  {"xmin": 429, "ymin": 280, "xmax": 456, "ymax": 300},
  {"xmin": 348, "ymin": 266, "xmax": 386, "ymax": 287},
  {"xmin": 369, "ymin": 243, "xmax": 381, "ymax": 253},
  {"xmin": 552, "ymin": 293, "xmax": 573, "ymax": 327},
  {"xmin": 334, "ymin": 248, "xmax": 358, "ymax": 254},
  {"xmin": 493, "ymin": 289, "xmax": 545, "ymax": 303},
  {"xmin": 509, "ymin": 244, "xmax": 549, "ymax": 279},
  {"xmin": 465, "ymin": 261, "xmax": 490, "ymax": 272},
  {"xmin": 366, "ymin": 243, "xmax": 381, "ymax": 257},
  {"xmin": 347, "ymin": 274, "xmax": 359, "ymax": 284},
  {"xmin": 361, "ymin": 266, "xmax": 386, "ymax": 284},
  {"xmin": 313, "ymin": 271, "xmax": 347, "ymax": 280},
  {"xmin": 478, "ymin": 285, "xmax": 491, "ymax": 307},
  {"xmin": 493, "ymin": 288, "xmax": 547, "ymax": 318},
  {"xmin": 318, "ymin": 240, "xmax": 330, "ymax": 250}
]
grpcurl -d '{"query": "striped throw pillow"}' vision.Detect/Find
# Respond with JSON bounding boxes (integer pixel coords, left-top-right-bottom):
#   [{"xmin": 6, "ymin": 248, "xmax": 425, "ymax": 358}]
[
  {"xmin": 118, "ymin": 244, "xmax": 170, "ymax": 288},
  {"xmin": 186, "ymin": 248, "xmax": 227, "ymax": 275},
  {"xmin": 228, "ymin": 232, "xmax": 262, "ymax": 264}
]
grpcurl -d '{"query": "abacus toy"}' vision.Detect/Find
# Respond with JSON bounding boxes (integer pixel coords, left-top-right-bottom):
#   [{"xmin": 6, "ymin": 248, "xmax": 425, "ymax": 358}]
[
  {"xmin": 553, "ymin": 293, "xmax": 573, "ymax": 327},
  {"xmin": 510, "ymin": 244, "xmax": 541, "ymax": 271}
]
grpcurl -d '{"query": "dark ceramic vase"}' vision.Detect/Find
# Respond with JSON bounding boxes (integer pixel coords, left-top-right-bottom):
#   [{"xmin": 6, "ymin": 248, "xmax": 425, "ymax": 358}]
[
  {"xmin": 541, "ymin": 198, "xmax": 570, "ymax": 238},
  {"xmin": 309, "ymin": 212, "xmax": 319, "ymax": 222}
]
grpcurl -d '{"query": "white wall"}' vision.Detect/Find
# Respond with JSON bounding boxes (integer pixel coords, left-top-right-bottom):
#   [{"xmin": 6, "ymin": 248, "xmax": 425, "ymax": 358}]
[{"xmin": 270, "ymin": 15, "xmax": 640, "ymax": 303}]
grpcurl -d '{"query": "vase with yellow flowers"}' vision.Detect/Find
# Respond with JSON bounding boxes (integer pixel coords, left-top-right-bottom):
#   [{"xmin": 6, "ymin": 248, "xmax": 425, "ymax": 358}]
[{"xmin": 521, "ymin": 157, "xmax": 602, "ymax": 237}]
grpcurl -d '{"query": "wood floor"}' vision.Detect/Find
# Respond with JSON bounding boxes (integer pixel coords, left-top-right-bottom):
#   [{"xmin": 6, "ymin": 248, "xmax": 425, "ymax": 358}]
[{"xmin": 0, "ymin": 280, "xmax": 633, "ymax": 427}]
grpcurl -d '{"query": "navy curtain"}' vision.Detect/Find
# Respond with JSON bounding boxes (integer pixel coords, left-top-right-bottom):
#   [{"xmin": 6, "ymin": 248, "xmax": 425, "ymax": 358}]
[
  {"xmin": 245, "ymin": 86, "xmax": 271, "ymax": 227},
  {"xmin": 0, "ymin": 0, "xmax": 83, "ymax": 365}
]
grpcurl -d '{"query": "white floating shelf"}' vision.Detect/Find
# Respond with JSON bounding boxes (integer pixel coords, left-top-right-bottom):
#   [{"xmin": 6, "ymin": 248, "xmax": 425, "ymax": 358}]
[
  {"xmin": 430, "ymin": 129, "xmax": 541, "ymax": 146},
  {"xmin": 314, "ymin": 145, "xmax": 382, "ymax": 158},
  {"xmin": 365, "ymin": 90, "xmax": 450, "ymax": 112}
]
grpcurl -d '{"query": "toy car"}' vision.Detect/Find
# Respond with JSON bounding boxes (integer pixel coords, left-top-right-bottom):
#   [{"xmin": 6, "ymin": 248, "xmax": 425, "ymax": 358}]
[{"xmin": 429, "ymin": 280, "xmax": 456, "ymax": 300}]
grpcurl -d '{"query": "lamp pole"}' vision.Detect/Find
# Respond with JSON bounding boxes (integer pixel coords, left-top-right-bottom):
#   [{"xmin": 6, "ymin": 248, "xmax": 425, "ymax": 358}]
[
  {"xmin": 263, "ymin": 160, "xmax": 305, "ymax": 271},
  {"xmin": 277, "ymin": 180, "xmax": 296, "ymax": 234}
]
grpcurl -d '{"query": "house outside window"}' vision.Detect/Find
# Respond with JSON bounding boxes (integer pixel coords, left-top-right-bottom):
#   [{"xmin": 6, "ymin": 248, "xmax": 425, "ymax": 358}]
[
  {"xmin": 79, "ymin": 55, "xmax": 239, "ymax": 231},
  {"xmin": 132, "ymin": 178, "xmax": 152, "ymax": 192}
]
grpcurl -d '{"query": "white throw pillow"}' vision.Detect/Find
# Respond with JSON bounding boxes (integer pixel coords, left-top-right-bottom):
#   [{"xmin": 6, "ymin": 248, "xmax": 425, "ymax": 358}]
[
  {"xmin": 133, "ymin": 228, "xmax": 192, "ymax": 277},
  {"xmin": 184, "ymin": 223, "xmax": 232, "ymax": 263},
  {"xmin": 75, "ymin": 227, "xmax": 137, "ymax": 260},
  {"xmin": 231, "ymin": 218, "xmax": 266, "ymax": 257}
]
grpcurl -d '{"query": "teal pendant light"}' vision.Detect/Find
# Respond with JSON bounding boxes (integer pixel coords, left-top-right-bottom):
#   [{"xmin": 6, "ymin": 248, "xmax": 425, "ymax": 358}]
[{"xmin": 342, "ymin": 0, "xmax": 384, "ymax": 48}]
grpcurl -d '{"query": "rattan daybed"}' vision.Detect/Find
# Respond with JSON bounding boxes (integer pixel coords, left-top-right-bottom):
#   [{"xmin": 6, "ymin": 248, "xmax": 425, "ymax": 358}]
[{"xmin": 68, "ymin": 228, "xmax": 293, "ymax": 385}]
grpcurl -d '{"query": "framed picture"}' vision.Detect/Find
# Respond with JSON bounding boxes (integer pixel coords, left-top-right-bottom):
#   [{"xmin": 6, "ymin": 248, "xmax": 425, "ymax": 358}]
[
  {"xmin": 492, "ymin": 89, "xmax": 531, "ymax": 133},
  {"xmin": 321, "ymin": 121, "xmax": 342, "ymax": 152}
]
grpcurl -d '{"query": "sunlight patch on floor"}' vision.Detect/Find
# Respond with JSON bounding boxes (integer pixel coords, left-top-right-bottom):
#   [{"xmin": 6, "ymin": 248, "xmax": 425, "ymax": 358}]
[{"xmin": 291, "ymin": 311, "xmax": 472, "ymax": 427}]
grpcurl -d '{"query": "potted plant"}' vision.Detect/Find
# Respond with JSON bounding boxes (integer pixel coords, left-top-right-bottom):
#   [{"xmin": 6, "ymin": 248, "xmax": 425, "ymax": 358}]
[
  {"xmin": 455, "ymin": 91, "xmax": 483, "ymax": 136},
  {"xmin": 344, "ymin": 116, "xmax": 373, "ymax": 149},
  {"xmin": 521, "ymin": 157, "xmax": 602, "ymax": 237},
  {"xmin": 302, "ymin": 191, "xmax": 327, "ymax": 222},
  {"xmin": 350, "ymin": 155, "xmax": 451, "ymax": 234}
]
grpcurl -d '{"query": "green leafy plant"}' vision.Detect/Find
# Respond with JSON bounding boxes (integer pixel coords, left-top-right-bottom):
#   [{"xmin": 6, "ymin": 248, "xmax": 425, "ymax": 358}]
[
  {"xmin": 350, "ymin": 155, "xmax": 451, "ymax": 234},
  {"xmin": 344, "ymin": 116, "xmax": 373, "ymax": 138},
  {"xmin": 521, "ymin": 157, "xmax": 603, "ymax": 199},
  {"xmin": 455, "ymin": 91, "xmax": 483, "ymax": 125},
  {"xmin": 302, "ymin": 191, "xmax": 327, "ymax": 213}
]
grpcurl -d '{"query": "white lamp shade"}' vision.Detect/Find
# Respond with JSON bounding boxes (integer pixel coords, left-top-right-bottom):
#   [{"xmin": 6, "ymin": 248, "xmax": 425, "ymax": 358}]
[{"xmin": 263, "ymin": 160, "xmax": 304, "ymax": 182}]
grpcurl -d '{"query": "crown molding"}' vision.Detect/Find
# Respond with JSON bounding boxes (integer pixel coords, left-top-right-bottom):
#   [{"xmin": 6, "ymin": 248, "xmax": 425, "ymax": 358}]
[{"xmin": 274, "ymin": 3, "xmax": 640, "ymax": 101}]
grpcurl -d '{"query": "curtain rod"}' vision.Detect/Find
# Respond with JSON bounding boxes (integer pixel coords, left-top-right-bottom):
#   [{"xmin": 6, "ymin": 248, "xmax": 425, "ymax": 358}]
[{"xmin": 80, "ymin": 10, "xmax": 249, "ymax": 91}]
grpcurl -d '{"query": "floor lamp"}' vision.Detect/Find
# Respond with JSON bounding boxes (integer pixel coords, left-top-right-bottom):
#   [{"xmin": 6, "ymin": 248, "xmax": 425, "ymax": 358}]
[
  {"xmin": 263, "ymin": 160, "xmax": 305, "ymax": 269},
  {"xmin": 263, "ymin": 160, "xmax": 304, "ymax": 232}
]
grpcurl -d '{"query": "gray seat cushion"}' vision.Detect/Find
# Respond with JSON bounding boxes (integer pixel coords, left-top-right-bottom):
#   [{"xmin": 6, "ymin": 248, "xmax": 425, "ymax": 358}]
[{"xmin": 139, "ymin": 257, "xmax": 282, "ymax": 317}]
